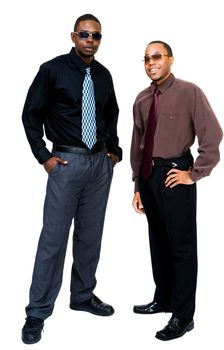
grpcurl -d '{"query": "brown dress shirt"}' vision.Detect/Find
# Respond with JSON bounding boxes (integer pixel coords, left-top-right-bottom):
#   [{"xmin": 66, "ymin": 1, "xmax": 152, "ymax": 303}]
[{"xmin": 131, "ymin": 73, "xmax": 223, "ymax": 192}]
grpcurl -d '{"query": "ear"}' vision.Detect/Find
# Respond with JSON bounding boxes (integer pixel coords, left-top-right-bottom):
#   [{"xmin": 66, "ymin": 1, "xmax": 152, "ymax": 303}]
[
  {"xmin": 169, "ymin": 56, "xmax": 174, "ymax": 66},
  {"xmin": 71, "ymin": 32, "xmax": 76, "ymax": 44}
]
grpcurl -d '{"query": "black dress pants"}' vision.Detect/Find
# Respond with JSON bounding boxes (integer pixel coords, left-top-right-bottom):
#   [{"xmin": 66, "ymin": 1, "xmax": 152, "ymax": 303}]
[{"xmin": 139, "ymin": 154, "xmax": 197, "ymax": 322}]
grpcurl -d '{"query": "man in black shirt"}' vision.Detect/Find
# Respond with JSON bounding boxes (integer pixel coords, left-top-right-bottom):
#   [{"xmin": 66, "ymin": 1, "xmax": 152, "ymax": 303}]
[{"xmin": 22, "ymin": 14, "xmax": 122, "ymax": 344}]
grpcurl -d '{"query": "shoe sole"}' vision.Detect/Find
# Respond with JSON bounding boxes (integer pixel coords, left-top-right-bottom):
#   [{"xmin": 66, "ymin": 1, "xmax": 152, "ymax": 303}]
[
  {"xmin": 70, "ymin": 304, "xmax": 114, "ymax": 317},
  {"xmin": 155, "ymin": 321, "xmax": 194, "ymax": 341},
  {"xmin": 133, "ymin": 308, "xmax": 172, "ymax": 314}
]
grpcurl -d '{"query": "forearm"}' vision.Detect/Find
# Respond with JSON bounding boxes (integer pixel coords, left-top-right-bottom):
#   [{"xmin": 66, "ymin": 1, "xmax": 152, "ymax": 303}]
[
  {"xmin": 130, "ymin": 123, "xmax": 143, "ymax": 192},
  {"xmin": 105, "ymin": 106, "xmax": 122, "ymax": 161},
  {"xmin": 191, "ymin": 144, "xmax": 222, "ymax": 181}
]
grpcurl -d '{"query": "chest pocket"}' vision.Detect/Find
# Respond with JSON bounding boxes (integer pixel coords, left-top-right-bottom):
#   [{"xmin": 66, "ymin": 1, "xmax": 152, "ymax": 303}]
[{"xmin": 156, "ymin": 113, "xmax": 178, "ymax": 141}]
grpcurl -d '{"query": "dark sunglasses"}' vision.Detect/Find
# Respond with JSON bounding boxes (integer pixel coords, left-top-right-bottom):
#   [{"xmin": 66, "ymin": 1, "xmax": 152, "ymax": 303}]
[
  {"xmin": 74, "ymin": 31, "xmax": 102, "ymax": 41},
  {"xmin": 143, "ymin": 53, "xmax": 169, "ymax": 63}
]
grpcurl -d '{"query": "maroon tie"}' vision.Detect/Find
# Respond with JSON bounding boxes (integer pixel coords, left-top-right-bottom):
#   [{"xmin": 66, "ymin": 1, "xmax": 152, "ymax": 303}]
[{"xmin": 142, "ymin": 88, "xmax": 160, "ymax": 179}]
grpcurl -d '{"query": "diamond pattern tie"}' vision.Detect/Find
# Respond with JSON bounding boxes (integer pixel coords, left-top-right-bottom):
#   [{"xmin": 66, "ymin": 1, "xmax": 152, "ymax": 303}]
[
  {"xmin": 142, "ymin": 88, "xmax": 160, "ymax": 179},
  {"xmin": 82, "ymin": 67, "xmax": 97, "ymax": 149}
]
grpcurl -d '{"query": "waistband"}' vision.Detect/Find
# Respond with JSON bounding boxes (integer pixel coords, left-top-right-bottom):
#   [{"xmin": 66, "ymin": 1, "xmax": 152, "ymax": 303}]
[
  {"xmin": 152, "ymin": 150, "xmax": 192, "ymax": 167},
  {"xmin": 53, "ymin": 143, "xmax": 106, "ymax": 155}
]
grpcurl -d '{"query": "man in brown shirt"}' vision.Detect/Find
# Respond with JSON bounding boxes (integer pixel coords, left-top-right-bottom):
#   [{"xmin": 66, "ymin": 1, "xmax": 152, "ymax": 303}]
[{"xmin": 130, "ymin": 40, "xmax": 222, "ymax": 341}]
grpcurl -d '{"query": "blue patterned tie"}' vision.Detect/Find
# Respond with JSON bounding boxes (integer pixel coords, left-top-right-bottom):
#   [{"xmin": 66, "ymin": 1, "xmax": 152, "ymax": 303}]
[{"xmin": 82, "ymin": 67, "xmax": 97, "ymax": 149}]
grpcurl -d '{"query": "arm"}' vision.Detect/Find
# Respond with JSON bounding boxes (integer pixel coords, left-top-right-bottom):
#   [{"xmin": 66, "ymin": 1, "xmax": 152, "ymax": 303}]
[
  {"xmin": 22, "ymin": 64, "xmax": 52, "ymax": 164},
  {"xmin": 22, "ymin": 65, "xmax": 68, "ymax": 172},
  {"xmin": 130, "ymin": 100, "xmax": 144, "ymax": 192},
  {"xmin": 165, "ymin": 87, "xmax": 223, "ymax": 187},
  {"xmin": 191, "ymin": 88, "xmax": 223, "ymax": 181},
  {"xmin": 104, "ymin": 77, "xmax": 122, "ymax": 163}
]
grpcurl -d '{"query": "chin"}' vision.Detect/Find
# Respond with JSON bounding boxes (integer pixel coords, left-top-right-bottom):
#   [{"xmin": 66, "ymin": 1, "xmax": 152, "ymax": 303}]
[{"xmin": 152, "ymin": 76, "xmax": 162, "ymax": 82}]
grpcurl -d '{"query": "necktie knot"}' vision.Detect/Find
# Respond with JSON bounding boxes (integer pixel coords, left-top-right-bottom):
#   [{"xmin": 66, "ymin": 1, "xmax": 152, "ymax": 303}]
[{"xmin": 86, "ymin": 67, "xmax": 91, "ymax": 75}]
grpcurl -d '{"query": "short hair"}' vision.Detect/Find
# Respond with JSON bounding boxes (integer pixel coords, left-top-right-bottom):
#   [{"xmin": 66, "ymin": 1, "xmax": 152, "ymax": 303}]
[
  {"xmin": 74, "ymin": 14, "xmax": 101, "ymax": 31},
  {"xmin": 148, "ymin": 40, "xmax": 173, "ymax": 57}
]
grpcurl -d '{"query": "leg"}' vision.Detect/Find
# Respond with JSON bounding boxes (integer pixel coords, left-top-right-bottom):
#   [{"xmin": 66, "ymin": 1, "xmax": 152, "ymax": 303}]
[
  {"xmin": 25, "ymin": 152, "xmax": 85, "ymax": 320},
  {"xmin": 139, "ymin": 168, "xmax": 173, "ymax": 307},
  {"xmin": 70, "ymin": 152, "xmax": 113, "ymax": 303},
  {"xmin": 164, "ymin": 181, "xmax": 197, "ymax": 321}
]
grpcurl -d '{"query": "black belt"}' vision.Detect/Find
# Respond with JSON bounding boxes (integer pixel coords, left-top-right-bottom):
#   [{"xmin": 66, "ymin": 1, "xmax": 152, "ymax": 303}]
[
  {"xmin": 152, "ymin": 150, "xmax": 192, "ymax": 168},
  {"xmin": 53, "ymin": 143, "xmax": 106, "ymax": 155}
]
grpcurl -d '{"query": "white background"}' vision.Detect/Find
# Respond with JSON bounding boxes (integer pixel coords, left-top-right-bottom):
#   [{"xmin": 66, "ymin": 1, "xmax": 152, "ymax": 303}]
[{"xmin": 1, "ymin": 0, "xmax": 224, "ymax": 349}]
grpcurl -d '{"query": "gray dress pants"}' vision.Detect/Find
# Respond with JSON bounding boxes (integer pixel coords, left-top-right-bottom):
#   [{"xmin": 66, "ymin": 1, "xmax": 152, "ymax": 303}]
[{"xmin": 26, "ymin": 149, "xmax": 113, "ymax": 320}]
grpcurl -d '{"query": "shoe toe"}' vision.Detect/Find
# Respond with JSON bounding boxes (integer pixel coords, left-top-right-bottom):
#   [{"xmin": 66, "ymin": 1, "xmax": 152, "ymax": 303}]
[{"xmin": 22, "ymin": 332, "xmax": 41, "ymax": 344}]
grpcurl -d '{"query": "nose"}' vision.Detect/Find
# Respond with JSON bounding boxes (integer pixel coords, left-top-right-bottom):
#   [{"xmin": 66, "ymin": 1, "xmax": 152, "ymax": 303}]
[{"xmin": 86, "ymin": 34, "xmax": 93, "ymax": 43}]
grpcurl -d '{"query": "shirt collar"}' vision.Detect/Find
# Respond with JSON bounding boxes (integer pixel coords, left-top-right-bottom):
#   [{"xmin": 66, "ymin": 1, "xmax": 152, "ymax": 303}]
[
  {"xmin": 69, "ymin": 47, "xmax": 96, "ymax": 74},
  {"xmin": 151, "ymin": 73, "xmax": 175, "ymax": 94}
]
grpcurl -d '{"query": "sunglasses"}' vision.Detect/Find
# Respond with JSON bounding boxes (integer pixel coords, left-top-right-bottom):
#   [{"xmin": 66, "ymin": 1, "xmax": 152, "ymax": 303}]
[
  {"xmin": 74, "ymin": 31, "xmax": 102, "ymax": 41},
  {"xmin": 143, "ymin": 53, "xmax": 169, "ymax": 63}
]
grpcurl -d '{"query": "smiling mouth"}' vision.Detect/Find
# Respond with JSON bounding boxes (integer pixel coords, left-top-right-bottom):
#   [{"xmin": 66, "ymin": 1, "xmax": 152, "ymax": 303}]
[{"xmin": 149, "ymin": 68, "xmax": 158, "ymax": 73}]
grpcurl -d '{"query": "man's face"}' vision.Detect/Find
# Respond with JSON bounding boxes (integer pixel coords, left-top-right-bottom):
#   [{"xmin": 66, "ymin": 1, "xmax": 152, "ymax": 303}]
[
  {"xmin": 144, "ymin": 43, "xmax": 174, "ymax": 85},
  {"xmin": 71, "ymin": 20, "xmax": 102, "ymax": 63}
]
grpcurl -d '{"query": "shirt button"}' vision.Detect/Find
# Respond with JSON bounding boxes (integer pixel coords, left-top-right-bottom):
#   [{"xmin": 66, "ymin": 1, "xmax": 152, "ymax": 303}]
[{"xmin": 169, "ymin": 115, "xmax": 174, "ymax": 120}]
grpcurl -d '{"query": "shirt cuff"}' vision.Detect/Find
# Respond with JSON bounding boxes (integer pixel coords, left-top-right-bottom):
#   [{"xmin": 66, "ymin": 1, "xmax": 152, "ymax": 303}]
[
  {"xmin": 189, "ymin": 169, "xmax": 201, "ymax": 182},
  {"xmin": 106, "ymin": 144, "xmax": 123, "ymax": 162},
  {"xmin": 35, "ymin": 147, "xmax": 53, "ymax": 164}
]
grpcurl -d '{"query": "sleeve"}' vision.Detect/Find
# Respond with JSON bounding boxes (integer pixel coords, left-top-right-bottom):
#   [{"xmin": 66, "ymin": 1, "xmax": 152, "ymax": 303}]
[
  {"xmin": 191, "ymin": 87, "xmax": 223, "ymax": 181},
  {"xmin": 104, "ymin": 76, "xmax": 122, "ymax": 161},
  {"xmin": 22, "ymin": 64, "xmax": 53, "ymax": 164},
  {"xmin": 130, "ymin": 99, "xmax": 144, "ymax": 192}
]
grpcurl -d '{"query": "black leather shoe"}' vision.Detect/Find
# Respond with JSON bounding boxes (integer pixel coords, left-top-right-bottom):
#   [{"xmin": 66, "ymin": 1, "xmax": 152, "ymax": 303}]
[
  {"xmin": 155, "ymin": 316, "xmax": 194, "ymax": 341},
  {"xmin": 70, "ymin": 295, "xmax": 114, "ymax": 316},
  {"xmin": 133, "ymin": 301, "xmax": 172, "ymax": 314},
  {"xmin": 22, "ymin": 316, "xmax": 44, "ymax": 344}
]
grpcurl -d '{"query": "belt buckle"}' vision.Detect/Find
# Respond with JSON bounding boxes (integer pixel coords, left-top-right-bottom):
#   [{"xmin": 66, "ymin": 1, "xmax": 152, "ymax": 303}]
[
  {"xmin": 172, "ymin": 162, "xmax": 177, "ymax": 167},
  {"xmin": 152, "ymin": 160, "xmax": 155, "ymax": 166}
]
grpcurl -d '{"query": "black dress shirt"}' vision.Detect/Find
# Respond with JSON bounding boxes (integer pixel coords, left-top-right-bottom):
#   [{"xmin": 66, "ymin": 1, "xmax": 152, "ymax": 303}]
[{"xmin": 22, "ymin": 47, "xmax": 122, "ymax": 163}]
